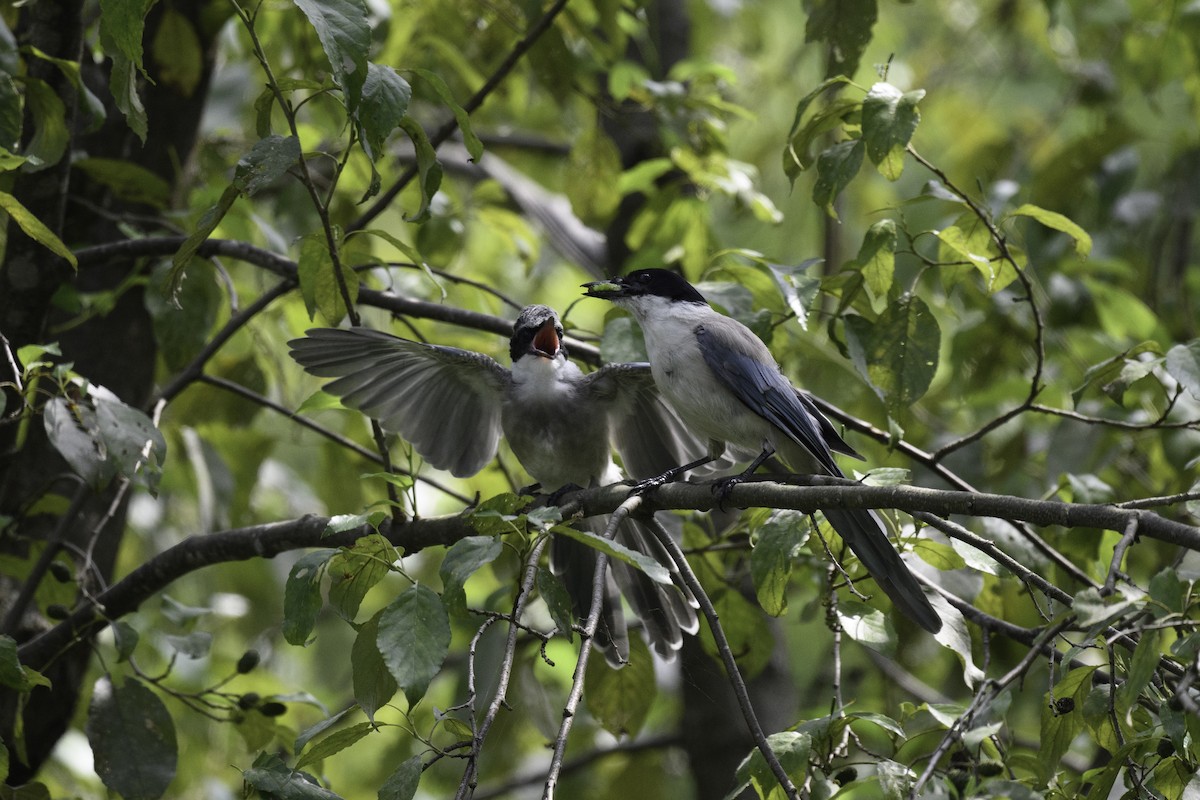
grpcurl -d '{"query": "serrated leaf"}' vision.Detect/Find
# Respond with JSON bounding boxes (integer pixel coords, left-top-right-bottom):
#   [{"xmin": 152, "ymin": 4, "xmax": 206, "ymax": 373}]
[
  {"xmin": 1010, "ymin": 203, "xmax": 1092, "ymax": 257},
  {"xmin": 379, "ymin": 756, "xmax": 423, "ymax": 800},
  {"xmin": 283, "ymin": 550, "xmax": 336, "ymax": 646},
  {"xmin": 699, "ymin": 587, "xmax": 774, "ymax": 680},
  {"xmin": 843, "ymin": 295, "xmax": 940, "ymax": 417},
  {"xmin": 242, "ymin": 763, "xmax": 344, "ymax": 799},
  {"xmin": 1038, "ymin": 666, "xmax": 1097, "ymax": 784},
  {"xmin": 295, "ymin": 721, "xmax": 374, "ymax": 771},
  {"xmin": 1166, "ymin": 340, "xmax": 1200, "ymax": 401},
  {"xmin": 150, "ymin": 7, "xmax": 203, "ymax": 96},
  {"xmin": 377, "ymin": 585, "xmax": 451, "ymax": 706},
  {"xmin": 550, "ymin": 524, "xmax": 671, "ymax": 585},
  {"xmin": 584, "ymin": 636, "xmax": 655, "ymax": 737},
  {"xmin": 397, "ymin": 116, "xmax": 442, "ymax": 223},
  {"xmin": 804, "ymin": 0, "xmax": 877, "ymax": 77},
  {"xmin": 87, "ymin": 677, "xmax": 177, "ymax": 800},
  {"xmin": 357, "ymin": 63, "xmax": 412, "ymax": 174},
  {"xmin": 0, "ymin": 190, "xmax": 77, "ymax": 268},
  {"xmin": 293, "ymin": 0, "xmax": 370, "ymax": 111},
  {"xmin": 294, "ymin": 706, "xmax": 356, "ymax": 755},
  {"xmin": 861, "ymin": 83, "xmax": 923, "ymax": 181},
  {"xmin": 439, "ymin": 535, "xmax": 502, "ymax": 614},
  {"xmin": 351, "ymin": 612, "xmax": 397, "ymax": 721},
  {"xmin": 536, "ymin": 566, "xmax": 575, "ymax": 641},
  {"xmin": 836, "ymin": 599, "xmax": 896, "ymax": 656},
  {"xmin": 853, "ymin": 219, "xmax": 897, "ymax": 301},
  {"xmin": 407, "ymin": 67, "xmax": 482, "ymax": 161},
  {"xmin": 234, "ymin": 135, "xmax": 301, "ymax": 196},
  {"xmin": 109, "ymin": 53, "xmax": 148, "ymax": 142},
  {"xmin": 764, "ymin": 259, "xmax": 822, "ymax": 331},
  {"xmin": 327, "ymin": 534, "xmax": 397, "ymax": 622},
  {"xmin": 812, "ymin": 139, "xmax": 863, "ymax": 219},
  {"xmin": 0, "ymin": 635, "xmax": 30, "ymax": 690},
  {"xmin": 73, "ymin": 158, "xmax": 171, "ymax": 209},
  {"xmin": 750, "ymin": 510, "xmax": 808, "ymax": 617},
  {"xmin": 732, "ymin": 731, "xmax": 811, "ymax": 800},
  {"xmin": 91, "ymin": 387, "xmax": 167, "ymax": 495},
  {"xmin": 935, "ymin": 224, "xmax": 1014, "ymax": 292}
]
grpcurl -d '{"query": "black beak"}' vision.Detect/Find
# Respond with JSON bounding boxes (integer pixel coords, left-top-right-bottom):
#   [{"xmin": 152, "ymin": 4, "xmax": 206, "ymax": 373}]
[{"xmin": 581, "ymin": 277, "xmax": 626, "ymax": 299}]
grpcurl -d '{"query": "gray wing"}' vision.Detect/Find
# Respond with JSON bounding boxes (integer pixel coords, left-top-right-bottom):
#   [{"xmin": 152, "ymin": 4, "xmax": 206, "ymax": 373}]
[
  {"xmin": 288, "ymin": 327, "xmax": 511, "ymax": 478},
  {"xmin": 584, "ymin": 363, "xmax": 711, "ymax": 480},
  {"xmin": 695, "ymin": 324, "xmax": 942, "ymax": 633},
  {"xmin": 694, "ymin": 325, "xmax": 840, "ymax": 473}
]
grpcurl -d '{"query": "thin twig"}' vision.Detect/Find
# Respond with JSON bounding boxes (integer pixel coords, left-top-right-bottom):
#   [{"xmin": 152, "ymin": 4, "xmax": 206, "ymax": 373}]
[
  {"xmin": 909, "ymin": 619, "xmax": 1074, "ymax": 798},
  {"xmin": 643, "ymin": 514, "xmax": 803, "ymax": 800},
  {"xmin": 543, "ymin": 498, "xmax": 629, "ymax": 800},
  {"xmin": 348, "ymin": 0, "xmax": 574, "ymax": 233},
  {"xmin": 456, "ymin": 534, "xmax": 551, "ymax": 800},
  {"xmin": 1103, "ymin": 516, "xmax": 1140, "ymax": 596}
]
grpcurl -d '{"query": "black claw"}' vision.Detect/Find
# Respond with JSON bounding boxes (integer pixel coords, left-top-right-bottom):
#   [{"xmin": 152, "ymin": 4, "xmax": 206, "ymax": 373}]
[
  {"xmin": 711, "ymin": 475, "xmax": 743, "ymax": 512},
  {"xmin": 544, "ymin": 483, "xmax": 584, "ymax": 506}
]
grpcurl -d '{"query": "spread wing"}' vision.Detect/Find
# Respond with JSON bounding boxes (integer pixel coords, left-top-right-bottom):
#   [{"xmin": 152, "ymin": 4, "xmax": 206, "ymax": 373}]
[
  {"xmin": 289, "ymin": 327, "xmax": 511, "ymax": 478},
  {"xmin": 583, "ymin": 362, "xmax": 710, "ymax": 480}
]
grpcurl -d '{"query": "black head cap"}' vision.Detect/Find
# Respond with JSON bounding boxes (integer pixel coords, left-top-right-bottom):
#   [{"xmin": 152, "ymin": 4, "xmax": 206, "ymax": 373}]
[{"xmin": 584, "ymin": 269, "xmax": 707, "ymax": 304}]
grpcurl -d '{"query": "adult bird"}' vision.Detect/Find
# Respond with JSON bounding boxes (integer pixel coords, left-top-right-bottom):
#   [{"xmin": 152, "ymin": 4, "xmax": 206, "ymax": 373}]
[
  {"xmin": 583, "ymin": 269, "xmax": 942, "ymax": 633},
  {"xmin": 288, "ymin": 305, "xmax": 703, "ymax": 663}
]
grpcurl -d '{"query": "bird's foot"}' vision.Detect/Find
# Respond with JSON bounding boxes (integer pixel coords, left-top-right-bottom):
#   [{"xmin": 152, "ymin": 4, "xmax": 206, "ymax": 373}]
[
  {"xmin": 710, "ymin": 474, "xmax": 745, "ymax": 512},
  {"xmin": 543, "ymin": 483, "xmax": 584, "ymax": 507}
]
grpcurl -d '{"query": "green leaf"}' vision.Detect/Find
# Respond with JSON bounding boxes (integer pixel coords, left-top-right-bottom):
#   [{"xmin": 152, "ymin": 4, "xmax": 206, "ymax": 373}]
[
  {"xmin": 750, "ymin": 510, "xmax": 809, "ymax": 617},
  {"xmin": 935, "ymin": 222, "xmax": 1014, "ymax": 292},
  {"xmin": 234, "ymin": 134, "xmax": 301, "ymax": 196},
  {"xmin": 698, "ymin": 587, "xmax": 774, "ymax": 680},
  {"xmin": 0, "ymin": 191, "xmax": 77, "ymax": 268},
  {"xmin": 836, "ymin": 599, "xmax": 896, "ymax": 656},
  {"xmin": 90, "ymin": 387, "xmax": 167, "ymax": 496},
  {"xmin": 377, "ymin": 585, "xmax": 451, "ymax": 706},
  {"xmin": 357, "ymin": 63, "xmax": 412, "ymax": 163},
  {"xmin": 169, "ymin": 184, "xmax": 239, "ymax": 291},
  {"xmin": 294, "ymin": 706, "xmax": 356, "ymax": 755},
  {"xmin": 803, "ymin": 0, "xmax": 877, "ymax": 77},
  {"xmin": 109, "ymin": 53, "xmax": 148, "ymax": 142},
  {"xmin": 379, "ymin": 755, "xmax": 423, "ymax": 800},
  {"xmin": 0, "ymin": 635, "xmax": 30, "ymax": 691},
  {"xmin": 1166, "ymin": 340, "xmax": 1200, "ymax": 401},
  {"xmin": 44, "ymin": 397, "xmax": 110, "ymax": 489},
  {"xmin": 73, "ymin": 158, "xmax": 172, "ymax": 209},
  {"xmin": 439, "ymin": 535, "xmax": 502, "ymax": 614},
  {"xmin": 293, "ymin": 0, "xmax": 370, "ymax": 111},
  {"xmin": 1073, "ymin": 585, "xmax": 1144, "ymax": 628},
  {"xmin": 536, "ymin": 566, "xmax": 575, "ymax": 642},
  {"xmin": 1118, "ymin": 627, "xmax": 1161, "ymax": 715},
  {"xmin": 112, "ymin": 621, "xmax": 139, "ymax": 662},
  {"xmin": 242, "ymin": 760, "xmax": 344, "ymax": 799},
  {"xmin": 352, "ymin": 612, "xmax": 397, "ymax": 721},
  {"xmin": 397, "ymin": 116, "xmax": 443, "ymax": 223},
  {"xmin": 1009, "ymin": 203, "xmax": 1092, "ymax": 257},
  {"xmin": 150, "ymin": 7, "xmax": 203, "ymax": 96},
  {"xmin": 407, "ymin": 68, "xmax": 483, "ymax": 161},
  {"xmin": 283, "ymin": 550, "xmax": 335, "ymax": 646},
  {"xmin": 295, "ymin": 721, "xmax": 374, "ymax": 771},
  {"xmin": 297, "ymin": 231, "xmax": 358, "ymax": 325},
  {"xmin": 100, "ymin": 0, "xmax": 152, "ymax": 69},
  {"xmin": 763, "ymin": 259, "xmax": 822, "ymax": 331},
  {"xmin": 86, "ymin": 677, "xmax": 177, "ymax": 800},
  {"xmin": 853, "ymin": 219, "xmax": 897, "ymax": 301},
  {"xmin": 812, "ymin": 139, "xmax": 863, "ymax": 219},
  {"xmin": 733, "ymin": 731, "xmax": 811, "ymax": 800},
  {"xmin": 1038, "ymin": 666, "xmax": 1097, "ymax": 784},
  {"xmin": 20, "ymin": 78, "xmax": 69, "ymax": 170},
  {"xmin": 327, "ymin": 534, "xmax": 397, "ymax": 622},
  {"xmin": 584, "ymin": 636, "xmax": 656, "ymax": 737},
  {"xmin": 549, "ymin": 524, "xmax": 671, "ymax": 585},
  {"xmin": 163, "ymin": 631, "xmax": 212, "ymax": 659},
  {"xmin": 843, "ymin": 294, "xmax": 941, "ymax": 417},
  {"xmin": 861, "ymin": 83, "xmax": 923, "ymax": 181}
]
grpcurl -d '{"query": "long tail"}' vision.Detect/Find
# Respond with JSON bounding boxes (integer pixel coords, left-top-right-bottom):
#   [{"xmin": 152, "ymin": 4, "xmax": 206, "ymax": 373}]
[
  {"xmin": 551, "ymin": 514, "xmax": 698, "ymax": 665},
  {"xmin": 821, "ymin": 507, "xmax": 941, "ymax": 633}
]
